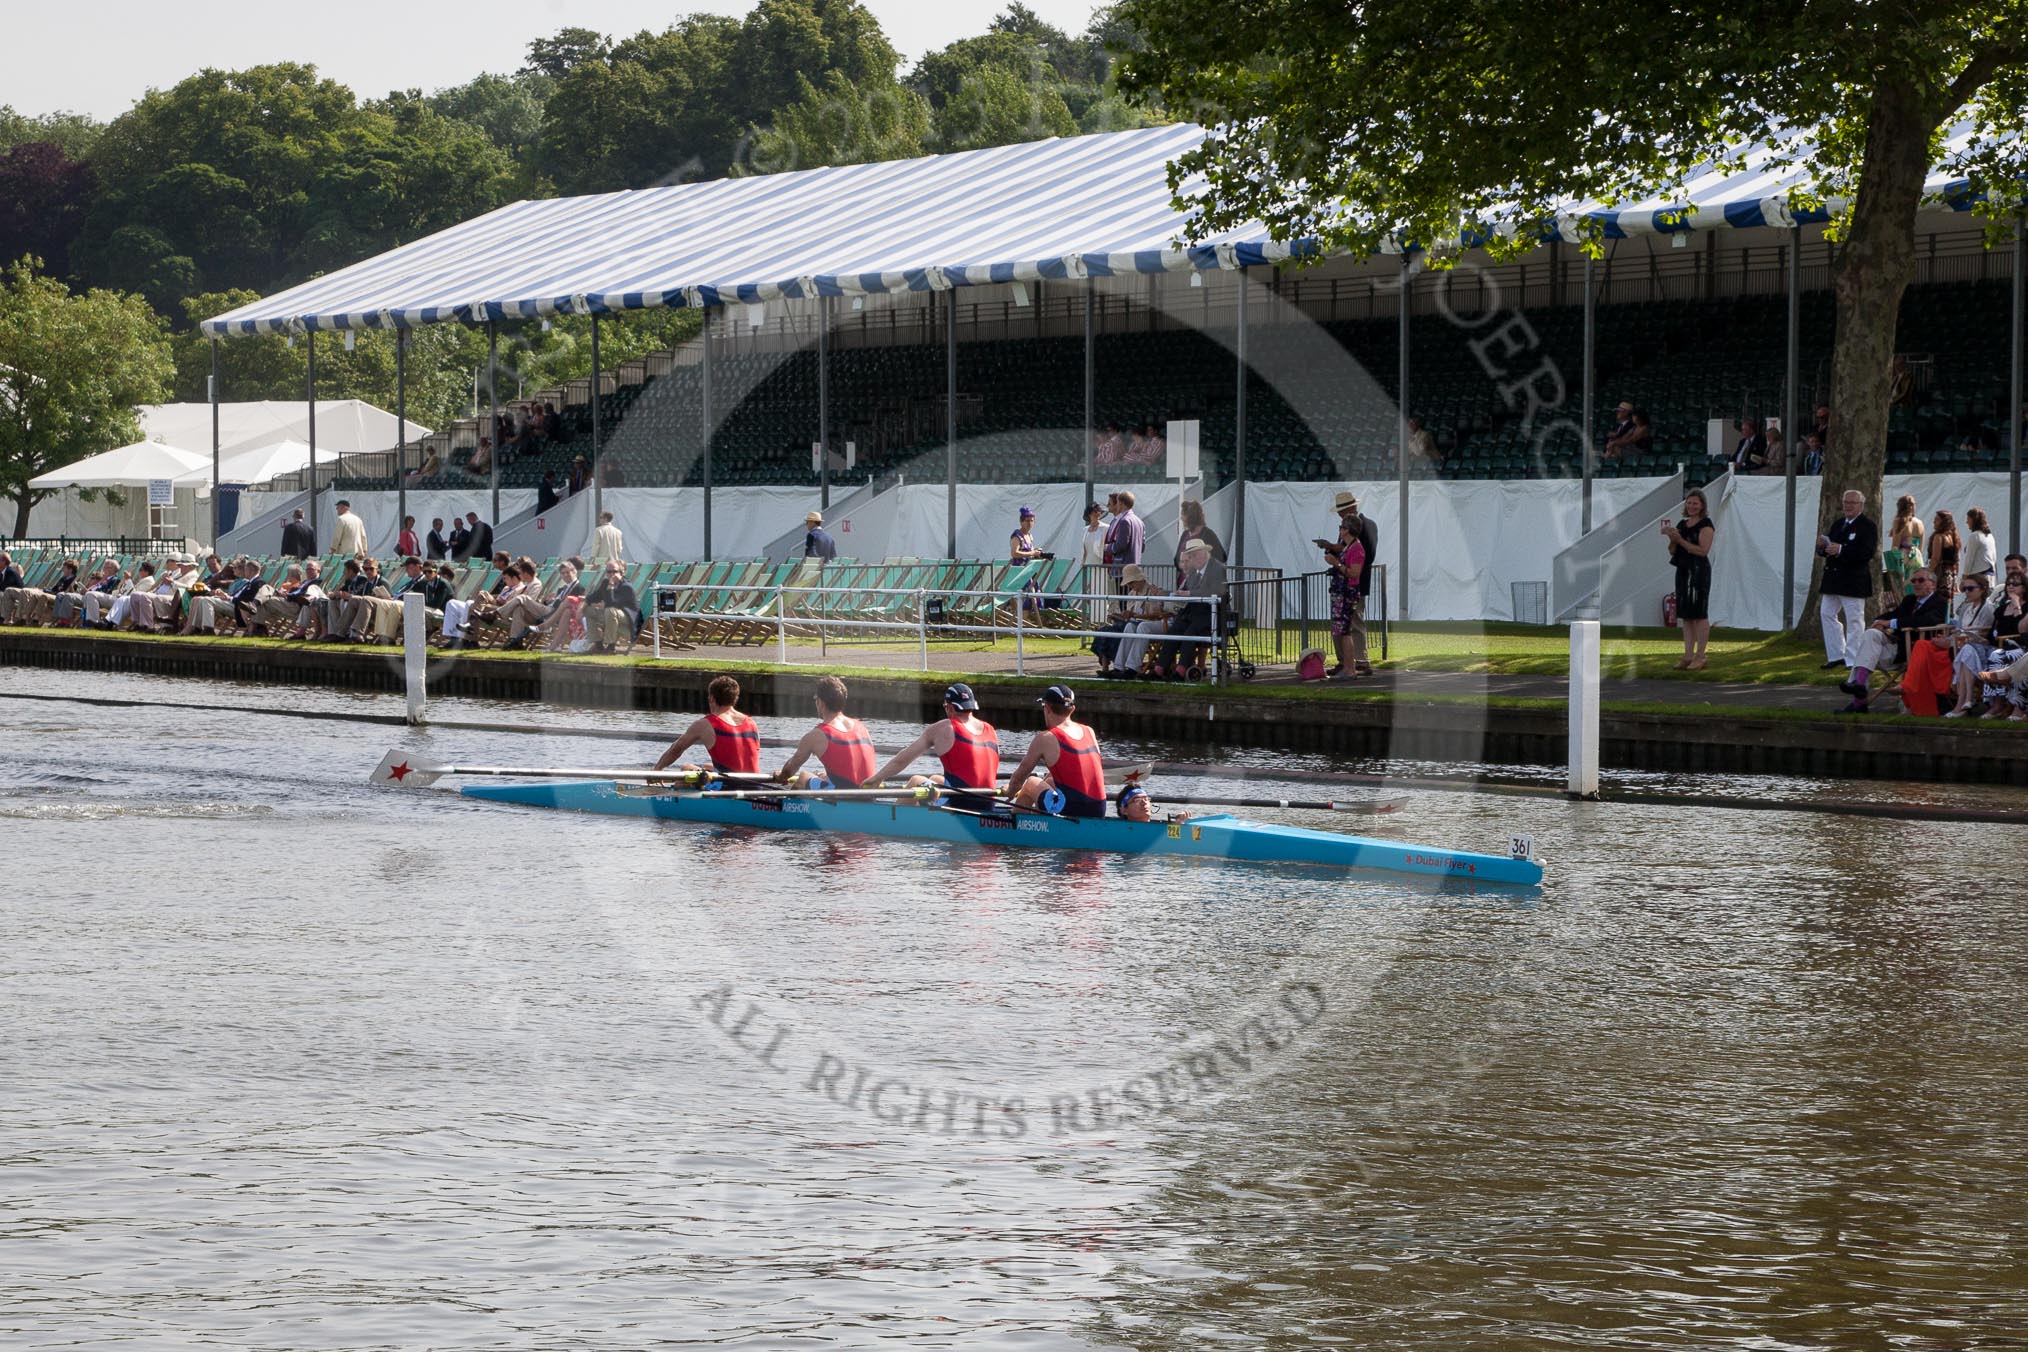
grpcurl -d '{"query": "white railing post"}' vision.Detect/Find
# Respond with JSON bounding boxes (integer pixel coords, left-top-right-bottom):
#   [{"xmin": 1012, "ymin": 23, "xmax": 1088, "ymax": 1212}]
[
  {"xmin": 917, "ymin": 589, "xmax": 928, "ymax": 671},
  {"xmin": 402, "ymin": 592, "xmax": 426, "ymax": 725},
  {"xmin": 652, "ymin": 585, "xmax": 663, "ymax": 660},
  {"xmin": 1209, "ymin": 595, "xmax": 1221, "ymax": 686},
  {"xmin": 1567, "ymin": 613, "xmax": 1600, "ymax": 799},
  {"xmin": 776, "ymin": 585, "xmax": 787, "ymax": 664},
  {"xmin": 1015, "ymin": 594, "xmax": 1025, "ymax": 674}
]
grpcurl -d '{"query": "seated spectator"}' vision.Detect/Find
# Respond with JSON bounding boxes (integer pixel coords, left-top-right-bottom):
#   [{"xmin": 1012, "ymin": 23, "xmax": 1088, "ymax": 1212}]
[
  {"xmin": 1601, "ymin": 401, "xmax": 1638, "ymax": 458},
  {"xmin": 115, "ymin": 554, "xmax": 197, "ymax": 631},
  {"xmin": 1810, "ymin": 404, "xmax": 1831, "ymax": 447},
  {"xmin": 0, "ymin": 551, "xmax": 30, "ymax": 622},
  {"xmin": 1094, "ymin": 565, "xmax": 1161, "ymax": 677},
  {"xmin": 598, "ymin": 452, "xmax": 626, "ymax": 487},
  {"xmin": 499, "ymin": 558, "xmax": 585, "ymax": 650},
  {"xmin": 1975, "ymin": 573, "xmax": 2028, "ymax": 719},
  {"xmin": 1940, "ymin": 574, "xmax": 1997, "ymax": 717},
  {"xmin": 466, "ymin": 437, "xmax": 494, "ymax": 475},
  {"xmin": 410, "ymin": 443, "xmax": 444, "ymax": 480},
  {"xmin": 1760, "ymin": 425, "xmax": 1787, "ymax": 475},
  {"xmin": 542, "ymin": 402, "xmax": 564, "ymax": 443},
  {"xmin": 181, "ymin": 558, "xmax": 266, "ymax": 635},
  {"xmin": 581, "ymin": 560, "xmax": 641, "ymax": 653},
  {"xmin": 259, "ymin": 562, "xmax": 321, "ymax": 636},
  {"xmin": 1798, "ymin": 433, "xmax": 1825, "ymax": 476},
  {"xmin": 303, "ymin": 559, "xmax": 363, "ymax": 640},
  {"xmin": 5, "ymin": 556, "xmax": 80, "ymax": 626},
  {"xmin": 1835, "ymin": 568, "xmax": 1946, "ymax": 713},
  {"xmin": 1729, "ymin": 419, "xmax": 1768, "ymax": 474},
  {"xmin": 1407, "ymin": 416, "xmax": 1441, "ymax": 464},
  {"xmin": 56, "ymin": 559, "xmax": 120, "ymax": 626},
  {"xmin": 347, "ymin": 556, "xmax": 431, "ymax": 643},
  {"xmin": 1889, "ymin": 355, "xmax": 1915, "ymax": 407},
  {"xmin": 1093, "ymin": 423, "xmax": 1125, "ymax": 467},
  {"xmin": 1124, "ymin": 424, "xmax": 1151, "ymax": 463},
  {"xmin": 85, "ymin": 561, "xmax": 147, "ymax": 628},
  {"xmin": 1151, "ymin": 538, "xmax": 1222, "ymax": 680},
  {"xmin": 198, "ymin": 554, "xmax": 233, "ymax": 590},
  {"xmin": 443, "ymin": 553, "xmax": 526, "ymax": 647}
]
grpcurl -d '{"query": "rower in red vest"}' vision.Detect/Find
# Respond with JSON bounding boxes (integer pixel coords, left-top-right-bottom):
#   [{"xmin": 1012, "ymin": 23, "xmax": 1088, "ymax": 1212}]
[
  {"xmin": 1009, "ymin": 684, "xmax": 1106, "ymax": 818},
  {"xmin": 777, "ymin": 675, "xmax": 878, "ymax": 788},
  {"xmin": 868, "ymin": 682, "xmax": 1001, "ymax": 805},
  {"xmin": 653, "ymin": 674, "xmax": 762, "ymax": 777}
]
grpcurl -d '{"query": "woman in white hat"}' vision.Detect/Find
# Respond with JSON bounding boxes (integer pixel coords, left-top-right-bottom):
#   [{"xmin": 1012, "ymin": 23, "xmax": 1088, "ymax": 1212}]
[{"xmin": 1110, "ymin": 564, "xmax": 1169, "ymax": 677}]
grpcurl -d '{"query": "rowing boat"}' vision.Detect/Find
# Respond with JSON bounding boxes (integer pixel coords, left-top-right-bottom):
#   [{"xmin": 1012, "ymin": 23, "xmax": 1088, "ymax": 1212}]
[{"xmin": 452, "ymin": 778, "xmax": 1545, "ymax": 885}]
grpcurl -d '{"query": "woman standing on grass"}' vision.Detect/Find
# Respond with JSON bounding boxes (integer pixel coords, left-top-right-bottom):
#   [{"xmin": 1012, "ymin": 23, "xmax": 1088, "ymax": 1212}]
[
  {"xmin": 1660, "ymin": 488, "xmax": 1715, "ymax": 670},
  {"xmin": 1930, "ymin": 510, "xmax": 1961, "ymax": 595},
  {"xmin": 1884, "ymin": 494, "xmax": 1923, "ymax": 603}
]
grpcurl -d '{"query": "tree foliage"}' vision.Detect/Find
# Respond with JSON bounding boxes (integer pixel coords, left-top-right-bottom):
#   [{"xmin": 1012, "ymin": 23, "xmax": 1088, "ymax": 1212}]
[
  {"xmin": 0, "ymin": 106, "xmax": 103, "ymax": 160},
  {"xmin": 0, "ymin": 141, "xmax": 96, "ymax": 277},
  {"xmin": 0, "ymin": 259, "xmax": 172, "ymax": 534}
]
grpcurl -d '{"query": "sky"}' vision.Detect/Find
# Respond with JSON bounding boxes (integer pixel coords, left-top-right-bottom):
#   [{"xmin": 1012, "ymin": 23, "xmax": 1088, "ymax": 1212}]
[{"xmin": 11, "ymin": 0, "xmax": 1104, "ymax": 120}]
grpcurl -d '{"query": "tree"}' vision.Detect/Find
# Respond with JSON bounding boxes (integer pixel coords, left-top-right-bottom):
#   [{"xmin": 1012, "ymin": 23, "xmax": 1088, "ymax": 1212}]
[
  {"xmin": 0, "ymin": 259, "xmax": 172, "ymax": 536},
  {"xmin": 534, "ymin": 18, "xmax": 741, "ymax": 192},
  {"xmin": 746, "ymin": 72, "xmax": 931, "ymax": 173},
  {"xmin": 0, "ymin": 142, "xmax": 96, "ymax": 277},
  {"xmin": 0, "ymin": 106, "xmax": 103, "ymax": 160},
  {"xmin": 931, "ymin": 63, "xmax": 1076, "ymax": 152},
  {"xmin": 525, "ymin": 27, "xmax": 611, "ymax": 81},
  {"xmin": 1115, "ymin": 2, "xmax": 2028, "ymax": 629},
  {"xmin": 423, "ymin": 72, "xmax": 552, "ymax": 165}
]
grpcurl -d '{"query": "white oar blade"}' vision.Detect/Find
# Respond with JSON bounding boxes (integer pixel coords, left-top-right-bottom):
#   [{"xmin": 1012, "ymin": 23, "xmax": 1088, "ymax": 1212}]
[{"xmin": 372, "ymin": 749, "xmax": 445, "ymax": 788}]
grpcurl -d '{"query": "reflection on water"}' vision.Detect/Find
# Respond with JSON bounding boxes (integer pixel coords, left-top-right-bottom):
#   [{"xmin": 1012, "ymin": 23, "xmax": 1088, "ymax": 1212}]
[{"xmin": 2, "ymin": 667, "xmax": 2026, "ymax": 1349}]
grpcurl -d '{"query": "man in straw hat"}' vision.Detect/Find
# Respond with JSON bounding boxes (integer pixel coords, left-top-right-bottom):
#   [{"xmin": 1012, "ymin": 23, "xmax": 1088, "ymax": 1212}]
[
  {"xmin": 803, "ymin": 510, "xmax": 837, "ymax": 561},
  {"xmin": 1322, "ymin": 490, "xmax": 1378, "ymax": 678}
]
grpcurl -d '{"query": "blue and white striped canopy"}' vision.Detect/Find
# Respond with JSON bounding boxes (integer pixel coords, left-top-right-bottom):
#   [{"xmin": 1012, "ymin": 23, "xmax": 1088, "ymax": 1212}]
[{"xmin": 201, "ymin": 120, "xmax": 1995, "ymax": 338}]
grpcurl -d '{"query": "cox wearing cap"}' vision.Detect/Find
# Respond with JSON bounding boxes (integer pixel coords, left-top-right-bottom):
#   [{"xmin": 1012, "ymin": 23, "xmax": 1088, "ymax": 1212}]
[
  {"xmin": 1006, "ymin": 685, "xmax": 1107, "ymax": 818},
  {"xmin": 867, "ymin": 681, "xmax": 1001, "ymax": 802}
]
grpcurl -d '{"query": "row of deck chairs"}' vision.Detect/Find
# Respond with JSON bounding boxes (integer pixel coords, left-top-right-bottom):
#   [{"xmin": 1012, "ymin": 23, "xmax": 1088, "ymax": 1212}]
[{"xmin": 650, "ymin": 556, "xmax": 1095, "ymax": 648}]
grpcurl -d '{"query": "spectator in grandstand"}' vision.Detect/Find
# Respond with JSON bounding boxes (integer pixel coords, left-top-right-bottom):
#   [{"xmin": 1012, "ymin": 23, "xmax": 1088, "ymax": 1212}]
[
  {"xmin": 397, "ymin": 515, "xmax": 420, "ymax": 558},
  {"xmin": 280, "ymin": 507, "xmax": 315, "ymax": 558},
  {"xmin": 1152, "ymin": 538, "xmax": 1222, "ymax": 679},
  {"xmin": 583, "ymin": 560, "xmax": 641, "ymax": 653},
  {"xmin": 1798, "ymin": 432, "xmax": 1826, "ymax": 476},
  {"xmin": 1942, "ymin": 573, "xmax": 1997, "ymax": 716},
  {"xmin": 1810, "ymin": 405, "xmax": 1832, "ymax": 448},
  {"xmin": 804, "ymin": 511, "xmax": 837, "ymax": 560},
  {"xmin": 1660, "ymin": 489, "xmax": 1715, "ymax": 669},
  {"xmin": 1124, "ymin": 424, "xmax": 1154, "ymax": 465},
  {"xmin": 1884, "ymin": 494, "xmax": 1925, "ymax": 604},
  {"xmin": 1103, "ymin": 491, "xmax": 1144, "ymax": 574},
  {"xmin": 1407, "ymin": 416, "xmax": 1441, "ymax": 464},
  {"xmin": 1930, "ymin": 510, "xmax": 1962, "ymax": 594},
  {"xmin": 1174, "ymin": 498, "xmax": 1226, "ymax": 568},
  {"xmin": 542, "ymin": 403, "xmax": 563, "ymax": 443},
  {"xmin": 427, "ymin": 517, "xmax": 450, "ymax": 561},
  {"xmin": 1601, "ymin": 401, "xmax": 1639, "ymax": 459},
  {"xmin": 1889, "ymin": 355, "xmax": 1916, "ymax": 407},
  {"xmin": 598, "ymin": 452, "xmax": 627, "ymax": 487},
  {"xmin": 1836, "ymin": 567, "xmax": 1946, "ymax": 713},
  {"xmin": 1728, "ymin": 419, "xmax": 1768, "ymax": 474},
  {"xmin": 568, "ymin": 455, "xmax": 592, "ymax": 497},
  {"xmin": 411, "ymin": 443, "xmax": 444, "ymax": 481},
  {"xmin": 466, "ymin": 438, "xmax": 494, "ymax": 476},
  {"xmin": 1761, "ymin": 423, "xmax": 1787, "ymax": 475},
  {"xmin": 537, "ymin": 469, "xmax": 562, "ymax": 514},
  {"xmin": 3, "ymin": 555, "xmax": 77, "ymax": 626},
  {"xmin": 1962, "ymin": 507, "xmax": 1997, "ymax": 581},
  {"xmin": 1817, "ymin": 489, "xmax": 1876, "ymax": 667},
  {"xmin": 1094, "ymin": 424, "xmax": 1126, "ymax": 467},
  {"xmin": 591, "ymin": 511, "xmax": 625, "ymax": 567},
  {"xmin": 84, "ymin": 561, "xmax": 144, "ymax": 628}
]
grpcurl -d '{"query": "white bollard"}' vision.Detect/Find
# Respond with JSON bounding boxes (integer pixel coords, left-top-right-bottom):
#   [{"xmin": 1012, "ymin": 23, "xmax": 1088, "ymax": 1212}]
[
  {"xmin": 403, "ymin": 592, "xmax": 426, "ymax": 726},
  {"xmin": 1567, "ymin": 617, "xmax": 1599, "ymax": 799}
]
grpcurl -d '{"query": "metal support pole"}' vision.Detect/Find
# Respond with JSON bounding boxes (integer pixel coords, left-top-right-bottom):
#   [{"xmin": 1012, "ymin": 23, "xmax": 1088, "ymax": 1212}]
[
  {"xmin": 1396, "ymin": 256, "xmax": 1410, "ymax": 620},
  {"xmin": 306, "ymin": 330, "xmax": 318, "ymax": 544},
  {"xmin": 1783, "ymin": 225, "xmax": 1802, "ymax": 627},
  {"xmin": 1083, "ymin": 277, "xmax": 1095, "ymax": 506},
  {"xmin": 818, "ymin": 294, "xmax": 831, "ymax": 509},
  {"xmin": 1581, "ymin": 253, "xmax": 1596, "ymax": 534},
  {"xmin": 590, "ymin": 311, "xmax": 602, "ymax": 519},
  {"xmin": 2011, "ymin": 218, "xmax": 2024, "ymax": 556},
  {"xmin": 702, "ymin": 306, "xmax": 715, "ymax": 558},
  {"xmin": 395, "ymin": 328, "xmax": 407, "ymax": 540},
  {"xmin": 1235, "ymin": 268, "xmax": 1249, "ymax": 572},
  {"xmin": 946, "ymin": 287, "xmax": 957, "ymax": 558},
  {"xmin": 209, "ymin": 339, "xmax": 220, "ymax": 545},
  {"xmin": 486, "ymin": 320, "xmax": 499, "ymax": 527}
]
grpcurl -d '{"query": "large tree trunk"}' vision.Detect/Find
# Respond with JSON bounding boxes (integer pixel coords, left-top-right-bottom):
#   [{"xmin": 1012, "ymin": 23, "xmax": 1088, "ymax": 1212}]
[
  {"xmin": 1794, "ymin": 78, "xmax": 1934, "ymax": 638},
  {"xmin": 11, "ymin": 489, "xmax": 31, "ymax": 538}
]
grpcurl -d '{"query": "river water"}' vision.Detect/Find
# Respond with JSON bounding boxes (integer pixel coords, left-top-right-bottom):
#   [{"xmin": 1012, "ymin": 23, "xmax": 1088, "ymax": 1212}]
[{"xmin": 3, "ymin": 666, "xmax": 2026, "ymax": 1350}]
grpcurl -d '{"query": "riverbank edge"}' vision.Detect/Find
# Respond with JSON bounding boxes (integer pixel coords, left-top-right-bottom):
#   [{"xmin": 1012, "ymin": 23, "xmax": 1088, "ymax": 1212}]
[{"xmin": 4, "ymin": 629, "xmax": 2023, "ymax": 784}]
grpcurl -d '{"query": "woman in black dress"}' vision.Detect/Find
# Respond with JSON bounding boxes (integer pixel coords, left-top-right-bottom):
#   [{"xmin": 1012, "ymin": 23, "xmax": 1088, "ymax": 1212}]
[{"xmin": 1660, "ymin": 488, "xmax": 1715, "ymax": 670}]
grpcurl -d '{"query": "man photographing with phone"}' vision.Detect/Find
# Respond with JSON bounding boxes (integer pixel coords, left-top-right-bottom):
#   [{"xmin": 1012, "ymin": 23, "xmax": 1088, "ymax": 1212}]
[{"xmin": 1322, "ymin": 490, "xmax": 1378, "ymax": 678}]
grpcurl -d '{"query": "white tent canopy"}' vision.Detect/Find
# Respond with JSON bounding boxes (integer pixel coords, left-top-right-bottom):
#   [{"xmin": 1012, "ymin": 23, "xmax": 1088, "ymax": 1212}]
[
  {"xmin": 140, "ymin": 400, "xmax": 430, "ymax": 465},
  {"xmin": 28, "ymin": 440, "xmax": 209, "ymax": 488},
  {"xmin": 174, "ymin": 439, "xmax": 317, "ymax": 487}
]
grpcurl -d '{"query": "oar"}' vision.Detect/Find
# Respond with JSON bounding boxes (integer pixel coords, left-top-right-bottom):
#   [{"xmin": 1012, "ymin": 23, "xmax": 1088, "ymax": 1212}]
[
  {"xmin": 373, "ymin": 751, "xmax": 790, "ymax": 790},
  {"xmin": 1144, "ymin": 792, "xmax": 1406, "ymax": 815}
]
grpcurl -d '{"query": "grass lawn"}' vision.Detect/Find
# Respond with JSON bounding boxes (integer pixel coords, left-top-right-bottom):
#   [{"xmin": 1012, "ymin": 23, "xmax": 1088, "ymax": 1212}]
[{"xmin": 1371, "ymin": 622, "xmax": 1831, "ymax": 687}]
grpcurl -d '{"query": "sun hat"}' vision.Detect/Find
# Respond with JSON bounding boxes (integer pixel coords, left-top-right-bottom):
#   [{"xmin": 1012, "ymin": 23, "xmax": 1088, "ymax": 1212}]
[
  {"xmin": 1018, "ymin": 505, "xmax": 1036, "ymax": 518},
  {"xmin": 805, "ymin": 511, "xmax": 822, "ymax": 525},
  {"xmin": 1333, "ymin": 491, "xmax": 1359, "ymax": 512},
  {"xmin": 1121, "ymin": 564, "xmax": 1147, "ymax": 585}
]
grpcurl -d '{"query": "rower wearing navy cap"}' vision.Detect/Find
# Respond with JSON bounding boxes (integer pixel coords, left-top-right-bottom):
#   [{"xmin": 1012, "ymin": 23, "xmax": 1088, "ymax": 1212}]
[
  {"xmin": 653, "ymin": 674, "xmax": 761, "ymax": 777},
  {"xmin": 776, "ymin": 675, "xmax": 878, "ymax": 788},
  {"xmin": 868, "ymin": 682, "xmax": 1001, "ymax": 804},
  {"xmin": 1008, "ymin": 684, "xmax": 1106, "ymax": 818}
]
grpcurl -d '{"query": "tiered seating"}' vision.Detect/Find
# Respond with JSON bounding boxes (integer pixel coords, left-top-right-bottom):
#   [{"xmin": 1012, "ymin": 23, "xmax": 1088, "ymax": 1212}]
[{"xmin": 358, "ymin": 280, "xmax": 2016, "ymax": 493}]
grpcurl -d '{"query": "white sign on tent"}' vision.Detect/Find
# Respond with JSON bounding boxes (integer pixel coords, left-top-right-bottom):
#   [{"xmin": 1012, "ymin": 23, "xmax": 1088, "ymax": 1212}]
[{"xmin": 146, "ymin": 478, "xmax": 174, "ymax": 507}]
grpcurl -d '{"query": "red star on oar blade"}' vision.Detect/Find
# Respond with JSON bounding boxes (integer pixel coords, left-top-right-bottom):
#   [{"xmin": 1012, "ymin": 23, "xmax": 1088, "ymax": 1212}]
[{"xmin": 387, "ymin": 761, "xmax": 413, "ymax": 782}]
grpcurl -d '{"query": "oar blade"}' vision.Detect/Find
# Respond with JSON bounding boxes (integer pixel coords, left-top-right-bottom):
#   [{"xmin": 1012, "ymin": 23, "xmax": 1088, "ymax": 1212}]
[{"xmin": 372, "ymin": 749, "xmax": 445, "ymax": 788}]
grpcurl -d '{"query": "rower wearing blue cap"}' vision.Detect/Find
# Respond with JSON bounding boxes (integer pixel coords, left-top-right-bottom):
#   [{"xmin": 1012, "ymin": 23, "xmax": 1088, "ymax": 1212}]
[
  {"xmin": 868, "ymin": 682, "xmax": 1001, "ymax": 805},
  {"xmin": 1008, "ymin": 685, "xmax": 1106, "ymax": 818}
]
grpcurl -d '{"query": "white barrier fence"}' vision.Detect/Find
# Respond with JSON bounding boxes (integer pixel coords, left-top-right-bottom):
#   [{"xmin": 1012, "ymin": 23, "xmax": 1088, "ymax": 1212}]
[{"xmin": 651, "ymin": 583, "xmax": 1223, "ymax": 681}]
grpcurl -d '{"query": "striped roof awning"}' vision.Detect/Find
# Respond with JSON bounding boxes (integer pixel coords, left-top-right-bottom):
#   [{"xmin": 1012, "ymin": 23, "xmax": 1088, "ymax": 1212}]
[{"xmin": 201, "ymin": 120, "xmax": 1999, "ymax": 338}]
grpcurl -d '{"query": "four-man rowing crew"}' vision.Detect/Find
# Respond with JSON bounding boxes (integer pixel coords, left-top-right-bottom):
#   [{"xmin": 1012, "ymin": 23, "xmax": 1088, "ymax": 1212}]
[{"xmin": 371, "ymin": 675, "xmax": 1546, "ymax": 886}]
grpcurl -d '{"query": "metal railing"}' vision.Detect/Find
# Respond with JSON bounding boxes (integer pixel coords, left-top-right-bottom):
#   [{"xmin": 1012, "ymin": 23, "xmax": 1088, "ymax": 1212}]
[
  {"xmin": 0, "ymin": 536, "xmax": 170, "ymax": 555},
  {"xmin": 651, "ymin": 582, "xmax": 1224, "ymax": 680}
]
